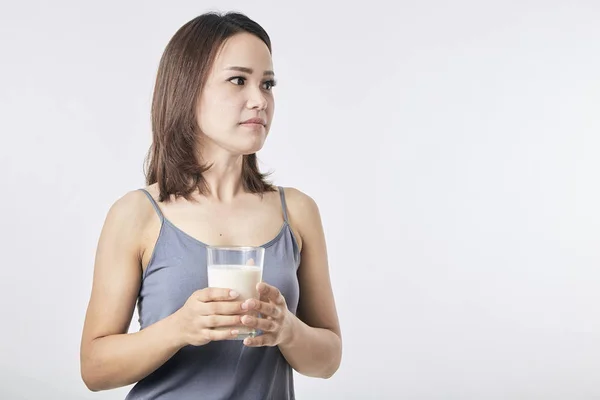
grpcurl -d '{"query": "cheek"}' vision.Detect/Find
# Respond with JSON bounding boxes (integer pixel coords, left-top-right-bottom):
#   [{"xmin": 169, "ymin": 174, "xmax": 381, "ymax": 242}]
[
  {"xmin": 269, "ymin": 100, "xmax": 275, "ymax": 117},
  {"xmin": 216, "ymin": 95, "xmax": 246, "ymax": 123},
  {"xmin": 198, "ymin": 96, "xmax": 243, "ymax": 132}
]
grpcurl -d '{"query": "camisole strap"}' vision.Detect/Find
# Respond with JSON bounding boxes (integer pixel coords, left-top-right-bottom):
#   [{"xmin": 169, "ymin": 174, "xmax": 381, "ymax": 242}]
[
  {"xmin": 278, "ymin": 186, "xmax": 289, "ymax": 223},
  {"xmin": 138, "ymin": 188, "xmax": 164, "ymax": 222}
]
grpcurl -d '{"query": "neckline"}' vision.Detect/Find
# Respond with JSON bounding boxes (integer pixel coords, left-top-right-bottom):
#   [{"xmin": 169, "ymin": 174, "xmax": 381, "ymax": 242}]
[{"xmin": 162, "ymin": 217, "xmax": 289, "ymax": 249}]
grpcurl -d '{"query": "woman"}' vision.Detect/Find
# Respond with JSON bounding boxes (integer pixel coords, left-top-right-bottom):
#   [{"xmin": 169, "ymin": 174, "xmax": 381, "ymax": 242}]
[{"xmin": 79, "ymin": 11, "xmax": 342, "ymax": 400}]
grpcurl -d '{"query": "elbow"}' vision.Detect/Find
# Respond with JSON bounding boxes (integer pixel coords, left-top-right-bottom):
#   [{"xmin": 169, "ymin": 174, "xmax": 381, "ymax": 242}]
[
  {"xmin": 80, "ymin": 352, "xmax": 131, "ymax": 392},
  {"xmin": 81, "ymin": 364, "xmax": 125, "ymax": 392},
  {"xmin": 81, "ymin": 366, "xmax": 114, "ymax": 392},
  {"xmin": 320, "ymin": 369, "xmax": 338, "ymax": 380},
  {"xmin": 322, "ymin": 335, "xmax": 342, "ymax": 379},
  {"xmin": 303, "ymin": 358, "xmax": 340, "ymax": 379},
  {"xmin": 320, "ymin": 356, "xmax": 341, "ymax": 379},
  {"xmin": 293, "ymin": 349, "xmax": 341, "ymax": 379},
  {"xmin": 81, "ymin": 368, "xmax": 102, "ymax": 392},
  {"xmin": 80, "ymin": 339, "xmax": 113, "ymax": 392},
  {"xmin": 81, "ymin": 350, "xmax": 99, "ymax": 391},
  {"xmin": 84, "ymin": 383, "xmax": 101, "ymax": 393},
  {"xmin": 317, "ymin": 336, "xmax": 342, "ymax": 379},
  {"xmin": 80, "ymin": 355, "xmax": 108, "ymax": 392}
]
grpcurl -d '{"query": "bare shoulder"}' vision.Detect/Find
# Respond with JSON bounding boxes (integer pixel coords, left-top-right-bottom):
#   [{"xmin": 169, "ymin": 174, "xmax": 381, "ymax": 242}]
[
  {"xmin": 281, "ymin": 187, "xmax": 319, "ymax": 211},
  {"xmin": 100, "ymin": 188, "xmax": 157, "ymax": 256},
  {"xmin": 280, "ymin": 187, "xmax": 323, "ymax": 249},
  {"xmin": 106, "ymin": 188, "xmax": 155, "ymax": 230}
]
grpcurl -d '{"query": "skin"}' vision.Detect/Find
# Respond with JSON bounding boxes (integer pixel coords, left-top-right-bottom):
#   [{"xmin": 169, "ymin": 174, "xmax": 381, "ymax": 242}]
[{"xmin": 80, "ymin": 32, "xmax": 342, "ymax": 392}]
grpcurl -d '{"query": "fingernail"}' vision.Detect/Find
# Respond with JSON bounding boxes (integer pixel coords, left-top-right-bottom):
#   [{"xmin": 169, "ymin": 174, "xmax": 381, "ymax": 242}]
[
  {"xmin": 230, "ymin": 290, "xmax": 239, "ymax": 298},
  {"xmin": 244, "ymin": 338, "xmax": 251, "ymax": 346},
  {"xmin": 231, "ymin": 329, "xmax": 239, "ymax": 335},
  {"xmin": 241, "ymin": 302, "xmax": 248, "ymax": 310},
  {"xmin": 247, "ymin": 300, "xmax": 255, "ymax": 309}
]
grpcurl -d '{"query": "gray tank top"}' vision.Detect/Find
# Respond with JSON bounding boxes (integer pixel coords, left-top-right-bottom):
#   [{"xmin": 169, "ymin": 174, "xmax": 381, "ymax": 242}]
[{"xmin": 125, "ymin": 187, "xmax": 300, "ymax": 400}]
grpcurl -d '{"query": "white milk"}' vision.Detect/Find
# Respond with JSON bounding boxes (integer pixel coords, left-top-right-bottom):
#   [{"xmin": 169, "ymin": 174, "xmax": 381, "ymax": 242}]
[
  {"xmin": 207, "ymin": 264, "xmax": 262, "ymax": 300},
  {"xmin": 207, "ymin": 264, "xmax": 263, "ymax": 338}
]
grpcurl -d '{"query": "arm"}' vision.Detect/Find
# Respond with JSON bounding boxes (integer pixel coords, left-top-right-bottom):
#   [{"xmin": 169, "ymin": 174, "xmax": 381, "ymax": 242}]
[
  {"xmin": 278, "ymin": 188, "xmax": 342, "ymax": 378},
  {"xmin": 80, "ymin": 191, "xmax": 185, "ymax": 391}
]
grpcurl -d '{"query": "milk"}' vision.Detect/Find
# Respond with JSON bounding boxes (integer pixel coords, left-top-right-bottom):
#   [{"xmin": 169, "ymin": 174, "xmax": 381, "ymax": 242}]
[{"xmin": 207, "ymin": 264, "xmax": 263, "ymax": 338}]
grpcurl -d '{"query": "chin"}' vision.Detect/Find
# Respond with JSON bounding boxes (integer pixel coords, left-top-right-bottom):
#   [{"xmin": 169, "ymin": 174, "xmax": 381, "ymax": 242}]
[
  {"xmin": 209, "ymin": 127, "xmax": 268, "ymax": 155},
  {"xmin": 237, "ymin": 134, "xmax": 267, "ymax": 154},
  {"xmin": 222, "ymin": 139, "xmax": 263, "ymax": 156},
  {"xmin": 241, "ymin": 143, "xmax": 265, "ymax": 155}
]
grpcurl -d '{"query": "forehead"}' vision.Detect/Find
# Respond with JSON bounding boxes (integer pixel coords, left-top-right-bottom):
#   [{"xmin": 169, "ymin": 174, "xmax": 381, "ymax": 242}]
[{"xmin": 211, "ymin": 32, "xmax": 273, "ymax": 73}]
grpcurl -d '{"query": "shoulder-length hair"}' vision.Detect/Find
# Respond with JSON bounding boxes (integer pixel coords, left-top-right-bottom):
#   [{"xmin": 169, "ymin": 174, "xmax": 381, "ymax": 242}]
[{"xmin": 144, "ymin": 11, "xmax": 276, "ymax": 202}]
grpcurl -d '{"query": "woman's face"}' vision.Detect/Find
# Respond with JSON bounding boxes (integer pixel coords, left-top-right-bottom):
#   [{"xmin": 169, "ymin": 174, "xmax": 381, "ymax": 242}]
[{"xmin": 196, "ymin": 32, "xmax": 276, "ymax": 156}]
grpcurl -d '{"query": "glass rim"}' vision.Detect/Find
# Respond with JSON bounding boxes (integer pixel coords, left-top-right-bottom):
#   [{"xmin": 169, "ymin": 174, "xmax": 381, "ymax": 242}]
[{"xmin": 206, "ymin": 245, "xmax": 265, "ymax": 252}]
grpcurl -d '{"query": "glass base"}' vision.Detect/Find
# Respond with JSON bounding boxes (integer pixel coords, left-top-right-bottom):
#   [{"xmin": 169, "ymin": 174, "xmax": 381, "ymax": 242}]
[{"xmin": 228, "ymin": 330, "xmax": 258, "ymax": 340}]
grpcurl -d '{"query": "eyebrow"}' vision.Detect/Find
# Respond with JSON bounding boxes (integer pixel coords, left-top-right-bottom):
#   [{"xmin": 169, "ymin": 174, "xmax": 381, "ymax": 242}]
[{"xmin": 225, "ymin": 66, "xmax": 275, "ymax": 77}]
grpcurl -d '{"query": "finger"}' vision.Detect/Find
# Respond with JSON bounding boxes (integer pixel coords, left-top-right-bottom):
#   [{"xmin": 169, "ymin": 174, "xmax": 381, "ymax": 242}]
[
  {"xmin": 241, "ymin": 315, "xmax": 278, "ymax": 332},
  {"xmin": 204, "ymin": 328, "xmax": 241, "ymax": 342},
  {"xmin": 197, "ymin": 288, "xmax": 239, "ymax": 302},
  {"xmin": 257, "ymin": 282, "xmax": 285, "ymax": 305},
  {"xmin": 244, "ymin": 334, "xmax": 274, "ymax": 347},
  {"xmin": 243, "ymin": 299, "xmax": 279, "ymax": 317},
  {"xmin": 205, "ymin": 315, "xmax": 243, "ymax": 328},
  {"xmin": 204, "ymin": 301, "xmax": 246, "ymax": 316},
  {"xmin": 245, "ymin": 258, "xmax": 255, "ymax": 266}
]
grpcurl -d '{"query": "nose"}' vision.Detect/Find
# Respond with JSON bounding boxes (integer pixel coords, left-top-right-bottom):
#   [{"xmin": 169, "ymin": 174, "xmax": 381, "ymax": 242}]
[{"xmin": 246, "ymin": 87, "xmax": 268, "ymax": 111}]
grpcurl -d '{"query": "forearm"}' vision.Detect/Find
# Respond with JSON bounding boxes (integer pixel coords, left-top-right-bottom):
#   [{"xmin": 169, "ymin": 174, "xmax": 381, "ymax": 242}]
[
  {"xmin": 81, "ymin": 313, "xmax": 184, "ymax": 391},
  {"xmin": 278, "ymin": 315, "xmax": 342, "ymax": 379}
]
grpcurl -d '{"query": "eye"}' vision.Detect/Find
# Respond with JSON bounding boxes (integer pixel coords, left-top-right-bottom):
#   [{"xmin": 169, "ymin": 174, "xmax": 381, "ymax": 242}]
[
  {"xmin": 263, "ymin": 79, "xmax": 277, "ymax": 91},
  {"xmin": 229, "ymin": 76, "xmax": 246, "ymax": 86},
  {"xmin": 228, "ymin": 76, "xmax": 277, "ymax": 91}
]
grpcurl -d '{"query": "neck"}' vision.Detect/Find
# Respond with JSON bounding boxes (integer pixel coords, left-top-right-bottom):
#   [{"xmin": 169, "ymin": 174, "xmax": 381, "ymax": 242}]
[{"xmin": 197, "ymin": 144, "xmax": 245, "ymax": 203}]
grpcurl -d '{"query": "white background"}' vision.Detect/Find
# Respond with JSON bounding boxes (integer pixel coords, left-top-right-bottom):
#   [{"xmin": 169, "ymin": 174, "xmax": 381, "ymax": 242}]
[{"xmin": 1, "ymin": 1, "xmax": 599, "ymax": 399}]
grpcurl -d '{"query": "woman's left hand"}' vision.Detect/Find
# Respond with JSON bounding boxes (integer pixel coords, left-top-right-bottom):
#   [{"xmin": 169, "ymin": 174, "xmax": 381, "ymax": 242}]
[{"xmin": 240, "ymin": 282, "xmax": 295, "ymax": 347}]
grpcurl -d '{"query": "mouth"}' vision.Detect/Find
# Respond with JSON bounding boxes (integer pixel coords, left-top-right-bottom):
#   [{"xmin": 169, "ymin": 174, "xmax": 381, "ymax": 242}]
[
  {"xmin": 240, "ymin": 122, "xmax": 266, "ymax": 130},
  {"xmin": 240, "ymin": 118, "xmax": 267, "ymax": 126}
]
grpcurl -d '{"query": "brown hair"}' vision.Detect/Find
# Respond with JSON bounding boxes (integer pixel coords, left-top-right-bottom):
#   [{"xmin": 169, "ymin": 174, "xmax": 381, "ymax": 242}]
[{"xmin": 144, "ymin": 11, "xmax": 276, "ymax": 202}]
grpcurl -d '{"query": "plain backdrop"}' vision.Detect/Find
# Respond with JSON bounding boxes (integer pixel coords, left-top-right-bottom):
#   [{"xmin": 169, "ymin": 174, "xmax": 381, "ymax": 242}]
[{"xmin": 1, "ymin": 1, "xmax": 599, "ymax": 399}]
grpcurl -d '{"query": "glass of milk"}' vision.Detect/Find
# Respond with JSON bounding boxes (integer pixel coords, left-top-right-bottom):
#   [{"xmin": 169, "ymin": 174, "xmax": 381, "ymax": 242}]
[{"xmin": 207, "ymin": 246, "xmax": 265, "ymax": 340}]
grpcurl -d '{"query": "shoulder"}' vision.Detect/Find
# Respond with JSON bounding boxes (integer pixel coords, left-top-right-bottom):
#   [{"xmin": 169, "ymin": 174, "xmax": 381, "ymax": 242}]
[
  {"xmin": 280, "ymin": 187, "xmax": 320, "ymax": 216},
  {"xmin": 101, "ymin": 188, "xmax": 158, "ymax": 248},
  {"xmin": 106, "ymin": 188, "xmax": 155, "ymax": 224},
  {"xmin": 280, "ymin": 187, "xmax": 323, "ymax": 245}
]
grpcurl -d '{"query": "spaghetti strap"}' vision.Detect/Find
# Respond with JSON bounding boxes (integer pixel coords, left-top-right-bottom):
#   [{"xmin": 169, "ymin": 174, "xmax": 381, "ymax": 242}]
[
  {"xmin": 278, "ymin": 186, "xmax": 289, "ymax": 223},
  {"xmin": 138, "ymin": 188, "xmax": 164, "ymax": 221}
]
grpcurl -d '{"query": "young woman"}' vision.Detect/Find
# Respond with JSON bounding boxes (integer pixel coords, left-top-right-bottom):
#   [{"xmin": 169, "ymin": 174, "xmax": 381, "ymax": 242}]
[{"xmin": 80, "ymin": 11, "xmax": 341, "ymax": 400}]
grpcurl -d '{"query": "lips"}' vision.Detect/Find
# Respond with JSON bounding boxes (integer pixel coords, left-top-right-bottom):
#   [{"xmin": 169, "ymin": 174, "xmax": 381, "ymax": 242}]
[{"xmin": 241, "ymin": 117, "xmax": 266, "ymax": 126}]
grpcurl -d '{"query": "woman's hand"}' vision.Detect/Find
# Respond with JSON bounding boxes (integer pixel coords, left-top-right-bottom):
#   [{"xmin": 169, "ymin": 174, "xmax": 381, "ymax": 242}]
[
  {"xmin": 240, "ymin": 282, "xmax": 296, "ymax": 347},
  {"xmin": 173, "ymin": 288, "xmax": 245, "ymax": 347}
]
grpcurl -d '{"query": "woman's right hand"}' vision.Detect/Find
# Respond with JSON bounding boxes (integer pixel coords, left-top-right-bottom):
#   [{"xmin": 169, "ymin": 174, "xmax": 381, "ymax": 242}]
[{"xmin": 172, "ymin": 288, "xmax": 245, "ymax": 347}]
